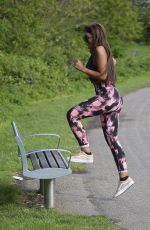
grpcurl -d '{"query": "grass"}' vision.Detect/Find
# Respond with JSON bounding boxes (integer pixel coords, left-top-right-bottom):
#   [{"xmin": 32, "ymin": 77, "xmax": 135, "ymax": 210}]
[
  {"xmin": 0, "ymin": 44, "xmax": 150, "ymax": 229},
  {"xmin": 0, "ymin": 204, "xmax": 117, "ymax": 230},
  {"xmin": 117, "ymin": 73, "xmax": 150, "ymax": 94}
]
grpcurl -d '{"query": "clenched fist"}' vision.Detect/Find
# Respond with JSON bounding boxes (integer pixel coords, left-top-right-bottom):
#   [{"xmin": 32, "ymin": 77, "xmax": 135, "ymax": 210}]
[{"xmin": 73, "ymin": 59, "xmax": 85, "ymax": 72}]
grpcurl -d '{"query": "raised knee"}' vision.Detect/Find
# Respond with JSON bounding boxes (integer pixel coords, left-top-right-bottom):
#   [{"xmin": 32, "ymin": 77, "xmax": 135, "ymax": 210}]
[{"xmin": 66, "ymin": 107, "xmax": 79, "ymax": 122}]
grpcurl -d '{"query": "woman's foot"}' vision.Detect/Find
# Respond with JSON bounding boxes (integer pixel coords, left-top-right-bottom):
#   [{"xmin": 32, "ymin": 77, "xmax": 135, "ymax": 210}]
[
  {"xmin": 69, "ymin": 151, "xmax": 93, "ymax": 163},
  {"xmin": 114, "ymin": 177, "xmax": 135, "ymax": 198}
]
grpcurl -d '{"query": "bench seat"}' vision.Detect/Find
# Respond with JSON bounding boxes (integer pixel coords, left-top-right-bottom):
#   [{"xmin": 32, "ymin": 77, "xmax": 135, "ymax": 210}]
[{"xmin": 25, "ymin": 149, "xmax": 71, "ymax": 179}]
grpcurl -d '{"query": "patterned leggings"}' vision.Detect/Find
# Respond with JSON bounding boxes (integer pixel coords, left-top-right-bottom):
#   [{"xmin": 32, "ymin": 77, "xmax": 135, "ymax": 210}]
[{"xmin": 67, "ymin": 87, "xmax": 127, "ymax": 172}]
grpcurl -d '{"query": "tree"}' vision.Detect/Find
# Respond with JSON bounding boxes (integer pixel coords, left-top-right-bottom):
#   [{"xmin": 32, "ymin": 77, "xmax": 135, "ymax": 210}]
[
  {"xmin": 0, "ymin": 0, "xmax": 143, "ymax": 57},
  {"xmin": 131, "ymin": 0, "xmax": 150, "ymax": 42}
]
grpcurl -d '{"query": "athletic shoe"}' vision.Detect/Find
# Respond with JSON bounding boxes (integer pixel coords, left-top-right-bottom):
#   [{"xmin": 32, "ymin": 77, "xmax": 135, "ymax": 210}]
[
  {"xmin": 68, "ymin": 151, "xmax": 93, "ymax": 163},
  {"xmin": 114, "ymin": 177, "xmax": 135, "ymax": 198}
]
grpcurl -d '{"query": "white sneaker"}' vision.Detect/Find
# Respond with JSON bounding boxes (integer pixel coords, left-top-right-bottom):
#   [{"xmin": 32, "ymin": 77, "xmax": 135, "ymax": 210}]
[
  {"xmin": 114, "ymin": 177, "xmax": 135, "ymax": 198},
  {"xmin": 69, "ymin": 151, "xmax": 93, "ymax": 163}
]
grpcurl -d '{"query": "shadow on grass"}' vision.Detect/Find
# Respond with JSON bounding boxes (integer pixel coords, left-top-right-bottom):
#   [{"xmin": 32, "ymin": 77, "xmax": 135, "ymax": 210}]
[{"xmin": 0, "ymin": 182, "xmax": 20, "ymax": 205}]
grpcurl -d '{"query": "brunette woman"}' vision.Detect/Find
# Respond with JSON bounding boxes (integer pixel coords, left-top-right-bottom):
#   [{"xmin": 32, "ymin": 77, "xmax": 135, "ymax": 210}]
[{"xmin": 67, "ymin": 23, "xmax": 134, "ymax": 197}]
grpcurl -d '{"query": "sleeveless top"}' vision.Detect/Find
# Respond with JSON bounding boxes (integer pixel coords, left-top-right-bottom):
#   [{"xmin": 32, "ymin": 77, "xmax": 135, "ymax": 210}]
[{"xmin": 86, "ymin": 54, "xmax": 115, "ymax": 95}]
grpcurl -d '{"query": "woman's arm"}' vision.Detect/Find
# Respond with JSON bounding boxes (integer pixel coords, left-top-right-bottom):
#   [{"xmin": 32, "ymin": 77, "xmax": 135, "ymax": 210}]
[{"xmin": 74, "ymin": 46, "xmax": 108, "ymax": 81}]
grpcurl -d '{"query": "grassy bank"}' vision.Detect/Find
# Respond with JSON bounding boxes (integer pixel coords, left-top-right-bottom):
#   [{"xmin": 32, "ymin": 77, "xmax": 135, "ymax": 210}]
[{"xmin": 0, "ymin": 44, "xmax": 150, "ymax": 229}]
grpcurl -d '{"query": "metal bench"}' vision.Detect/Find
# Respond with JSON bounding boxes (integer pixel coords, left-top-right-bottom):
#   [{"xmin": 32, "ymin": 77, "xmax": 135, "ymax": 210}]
[{"xmin": 11, "ymin": 121, "xmax": 72, "ymax": 209}]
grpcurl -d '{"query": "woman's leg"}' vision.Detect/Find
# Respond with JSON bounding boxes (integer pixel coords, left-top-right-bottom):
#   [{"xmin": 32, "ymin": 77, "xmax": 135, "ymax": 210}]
[
  {"xmin": 100, "ymin": 112, "xmax": 135, "ymax": 197},
  {"xmin": 67, "ymin": 95, "xmax": 105, "ymax": 151},
  {"xmin": 100, "ymin": 112, "xmax": 128, "ymax": 177}
]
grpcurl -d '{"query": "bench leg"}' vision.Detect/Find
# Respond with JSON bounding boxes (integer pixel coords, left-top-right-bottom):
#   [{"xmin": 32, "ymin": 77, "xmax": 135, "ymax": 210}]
[
  {"xmin": 44, "ymin": 179, "xmax": 55, "ymax": 209},
  {"xmin": 40, "ymin": 179, "xmax": 44, "ymax": 195}
]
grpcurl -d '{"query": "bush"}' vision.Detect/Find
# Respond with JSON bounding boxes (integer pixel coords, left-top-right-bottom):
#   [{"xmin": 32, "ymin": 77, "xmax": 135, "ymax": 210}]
[
  {"xmin": 116, "ymin": 44, "xmax": 150, "ymax": 78},
  {"xmin": 0, "ymin": 50, "xmax": 87, "ymax": 106}
]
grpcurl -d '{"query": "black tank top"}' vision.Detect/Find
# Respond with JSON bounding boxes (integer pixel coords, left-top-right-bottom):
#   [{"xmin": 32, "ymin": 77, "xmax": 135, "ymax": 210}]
[
  {"xmin": 86, "ymin": 55, "xmax": 114, "ymax": 95},
  {"xmin": 86, "ymin": 55, "xmax": 105, "ymax": 85}
]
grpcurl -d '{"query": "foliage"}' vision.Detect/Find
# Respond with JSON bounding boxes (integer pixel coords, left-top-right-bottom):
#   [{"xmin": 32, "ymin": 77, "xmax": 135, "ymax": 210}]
[
  {"xmin": 116, "ymin": 45, "xmax": 150, "ymax": 78},
  {"xmin": 0, "ymin": 0, "xmax": 143, "ymax": 57},
  {"xmin": 131, "ymin": 0, "xmax": 150, "ymax": 42},
  {"xmin": 0, "ymin": 50, "xmax": 88, "ymax": 107},
  {"xmin": 0, "ymin": 0, "xmax": 146, "ymax": 110},
  {"xmin": 0, "ymin": 0, "xmax": 143, "ymax": 55}
]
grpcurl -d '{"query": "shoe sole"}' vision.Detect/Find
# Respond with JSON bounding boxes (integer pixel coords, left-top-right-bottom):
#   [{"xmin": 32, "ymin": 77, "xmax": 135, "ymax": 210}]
[
  {"xmin": 114, "ymin": 180, "xmax": 135, "ymax": 198},
  {"xmin": 69, "ymin": 158, "xmax": 93, "ymax": 163}
]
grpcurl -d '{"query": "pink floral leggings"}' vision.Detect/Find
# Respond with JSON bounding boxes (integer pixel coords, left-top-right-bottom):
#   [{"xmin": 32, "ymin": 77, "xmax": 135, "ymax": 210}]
[{"xmin": 67, "ymin": 87, "xmax": 127, "ymax": 172}]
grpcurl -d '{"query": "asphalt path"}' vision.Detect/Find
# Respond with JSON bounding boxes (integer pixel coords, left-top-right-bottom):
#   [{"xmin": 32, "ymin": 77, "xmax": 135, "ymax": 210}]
[{"xmin": 56, "ymin": 87, "xmax": 150, "ymax": 230}]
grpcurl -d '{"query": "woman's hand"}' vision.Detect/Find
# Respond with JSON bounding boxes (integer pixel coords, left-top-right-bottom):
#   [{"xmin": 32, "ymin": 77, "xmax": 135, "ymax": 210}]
[{"xmin": 73, "ymin": 59, "xmax": 85, "ymax": 72}]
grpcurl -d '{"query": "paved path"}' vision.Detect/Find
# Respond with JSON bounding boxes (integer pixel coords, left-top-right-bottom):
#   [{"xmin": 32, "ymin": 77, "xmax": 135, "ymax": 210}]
[{"xmin": 56, "ymin": 87, "xmax": 150, "ymax": 230}]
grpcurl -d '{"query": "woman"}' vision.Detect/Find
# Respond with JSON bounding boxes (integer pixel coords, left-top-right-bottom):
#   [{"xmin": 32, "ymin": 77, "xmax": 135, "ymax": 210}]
[{"xmin": 67, "ymin": 23, "xmax": 134, "ymax": 197}]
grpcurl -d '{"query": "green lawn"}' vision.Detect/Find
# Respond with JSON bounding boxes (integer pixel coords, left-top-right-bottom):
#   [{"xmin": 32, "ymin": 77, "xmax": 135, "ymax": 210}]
[{"xmin": 0, "ymin": 204, "xmax": 118, "ymax": 230}]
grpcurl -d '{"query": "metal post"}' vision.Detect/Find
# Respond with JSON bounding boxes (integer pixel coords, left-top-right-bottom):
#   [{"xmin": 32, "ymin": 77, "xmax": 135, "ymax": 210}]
[
  {"xmin": 40, "ymin": 179, "xmax": 44, "ymax": 195},
  {"xmin": 44, "ymin": 179, "xmax": 55, "ymax": 208}
]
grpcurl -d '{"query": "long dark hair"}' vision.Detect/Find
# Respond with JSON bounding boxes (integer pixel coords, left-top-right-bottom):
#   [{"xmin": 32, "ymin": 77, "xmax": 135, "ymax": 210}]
[{"xmin": 84, "ymin": 23, "xmax": 116, "ymax": 85}]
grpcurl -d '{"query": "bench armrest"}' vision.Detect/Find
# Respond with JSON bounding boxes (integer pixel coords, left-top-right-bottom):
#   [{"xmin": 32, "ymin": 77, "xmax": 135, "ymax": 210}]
[
  {"xmin": 56, "ymin": 148, "xmax": 71, "ymax": 169},
  {"xmin": 26, "ymin": 133, "xmax": 60, "ymax": 148}
]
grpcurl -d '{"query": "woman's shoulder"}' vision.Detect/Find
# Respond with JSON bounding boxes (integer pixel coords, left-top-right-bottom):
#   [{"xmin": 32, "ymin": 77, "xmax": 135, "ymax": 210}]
[
  {"xmin": 95, "ymin": 46, "xmax": 107, "ymax": 60},
  {"xmin": 95, "ymin": 45, "xmax": 106, "ymax": 53}
]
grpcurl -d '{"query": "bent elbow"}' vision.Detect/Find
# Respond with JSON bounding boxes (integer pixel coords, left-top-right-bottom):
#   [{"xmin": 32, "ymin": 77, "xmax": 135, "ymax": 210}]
[{"xmin": 99, "ymin": 73, "xmax": 107, "ymax": 81}]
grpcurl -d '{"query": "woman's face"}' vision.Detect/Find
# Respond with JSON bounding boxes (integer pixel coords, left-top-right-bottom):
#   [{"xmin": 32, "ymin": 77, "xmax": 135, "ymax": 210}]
[{"xmin": 84, "ymin": 32, "xmax": 94, "ymax": 49}]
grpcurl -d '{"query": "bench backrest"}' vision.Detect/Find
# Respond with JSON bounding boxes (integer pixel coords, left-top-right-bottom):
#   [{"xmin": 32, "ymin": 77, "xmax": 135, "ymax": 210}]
[{"xmin": 11, "ymin": 121, "xmax": 28, "ymax": 171}]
